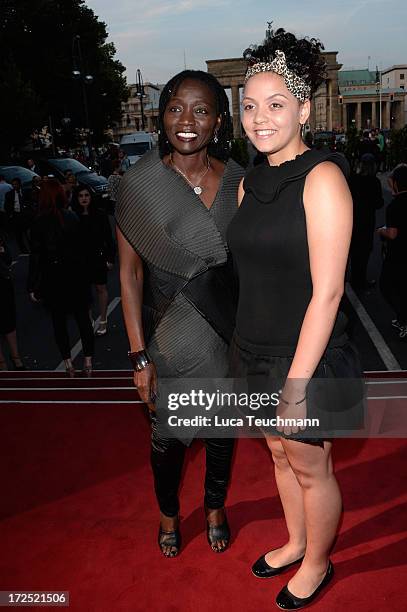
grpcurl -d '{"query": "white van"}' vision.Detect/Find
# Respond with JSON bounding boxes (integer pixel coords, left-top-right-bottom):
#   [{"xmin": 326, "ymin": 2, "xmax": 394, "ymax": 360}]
[{"xmin": 119, "ymin": 132, "xmax": 155, "ymax": 165}]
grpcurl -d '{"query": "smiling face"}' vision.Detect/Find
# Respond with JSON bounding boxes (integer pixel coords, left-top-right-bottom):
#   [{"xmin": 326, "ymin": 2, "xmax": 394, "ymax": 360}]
[
  {"xmin": 163, "ymin": 78, "xmax": 221, "ymax": 156},
  {"xmin": 242, "ymin": 72, "xmax": 310, "ymax": 160}
]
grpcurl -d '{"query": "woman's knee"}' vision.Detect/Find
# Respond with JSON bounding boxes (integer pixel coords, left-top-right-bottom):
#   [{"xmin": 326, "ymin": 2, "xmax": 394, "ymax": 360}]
[
  {"xmin": 283, "ymin": 441, "xmax": 333, "ymax": 488},
  {"xmin": 265, "ymin": 436, "xmax": 290, "ymax": 470}
]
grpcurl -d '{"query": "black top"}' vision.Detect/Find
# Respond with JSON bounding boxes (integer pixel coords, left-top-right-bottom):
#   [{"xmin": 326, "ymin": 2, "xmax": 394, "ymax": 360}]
[
  {"xmin": 227, "ymin": 148, "xmax": 349, "ymax": 349},
  {"xmin": 27, "ymin": 209, "xmax": 90, "ymax": 309},
  {"xmin": 385, "ymin": 191, "xmax": 407, "ymax": 262},
  {"xmin": 115, "ymin": 149, "xmax": 244, "ymax": 360},
  {"xmin": 77, "ymin": 211, "xmax": 115, "ymax": 263}
]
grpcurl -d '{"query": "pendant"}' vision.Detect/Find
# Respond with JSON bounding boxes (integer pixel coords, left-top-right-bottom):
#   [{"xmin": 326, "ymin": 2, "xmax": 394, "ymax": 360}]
[{"xmin": 194, "ymin": 186, "xmax": 202, "ymax": 195}]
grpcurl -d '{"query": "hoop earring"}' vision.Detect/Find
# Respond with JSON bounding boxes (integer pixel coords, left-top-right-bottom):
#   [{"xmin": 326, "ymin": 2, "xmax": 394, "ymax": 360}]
[{"xmin": 300, "ymin": 123, "xmax": 305, "ymax": 139}]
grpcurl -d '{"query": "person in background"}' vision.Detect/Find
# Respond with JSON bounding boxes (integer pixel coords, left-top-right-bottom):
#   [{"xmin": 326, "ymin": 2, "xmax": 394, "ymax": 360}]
[
  {"xmin": 26, "ymin": 158, "xmax": 41, "ymax": 175},
  {"xmin": 100, "ymin": 144, "xmax": 119, "ymax": 178},
  {"xmin": 376, "ymin": 129, "xmax": 386, "ymax": 172},
  {"xmin": 0, "ymin": 175, "xmax": 12, "ymax": 214},
  {"xmin": 358, "ymin": 131, "xmax": 379, "ymax": 162},
  {"xmin": 0, "ymin": 214, "xmax": 25, "ymax": 370},
  {"xmin": 378, "ymin": 164, "xmax": 407, "ymax": 337},
  {"xmin": 71, "ymin": 186, "xmax": 115, "ymax": 336},
  {"xmin": 4, "ymin": 178, "xmax": 31, "ymax": 253},
  {"xmin": 62, "ymin": 171, "xmax": 78, "ymax": 209},
  {"xmin": 118, "ymin": 149, "xmax": 130, "ymax": 173},
  {"xmin": 349, "ymin": 155, "xmax": 384, "ymax": 291},
  {"xmin": 107, "ymin": 160, "xmax": 123, "ymax": 215},
  {"xmin": 28, "ymin": 180, "xmax": 94, "ymax": 376}
]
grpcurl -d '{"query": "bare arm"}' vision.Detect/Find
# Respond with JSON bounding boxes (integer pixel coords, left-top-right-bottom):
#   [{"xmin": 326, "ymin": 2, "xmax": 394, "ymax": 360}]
[
  {"xmin": 284, "ymin": 161, "xmax": 353, "ymax": 396},
  {"xmin": 238, "ymin": 177, "xmax": 245, "ymax": 207},
  {"xmin": 116, "ymin": 226, "xmax": 157, "ymax": 406}
]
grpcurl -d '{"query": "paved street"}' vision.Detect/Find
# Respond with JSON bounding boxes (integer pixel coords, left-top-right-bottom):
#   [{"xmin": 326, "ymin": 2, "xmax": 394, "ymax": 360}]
[{"xmin": 2, "ymin": 172, "xmax": 406, "ymax": 374}]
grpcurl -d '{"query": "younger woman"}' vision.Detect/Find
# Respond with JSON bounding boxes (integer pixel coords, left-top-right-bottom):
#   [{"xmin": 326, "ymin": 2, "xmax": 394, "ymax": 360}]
[{"xmin": 228, "ymin": 28, "xmax": 362, "ymax": 609}]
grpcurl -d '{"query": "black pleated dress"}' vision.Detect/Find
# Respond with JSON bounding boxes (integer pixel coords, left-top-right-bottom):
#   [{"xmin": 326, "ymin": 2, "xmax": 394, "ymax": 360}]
[{"xmin": 227, "ymin": 149, "xmax": 364, "ymax": 442}]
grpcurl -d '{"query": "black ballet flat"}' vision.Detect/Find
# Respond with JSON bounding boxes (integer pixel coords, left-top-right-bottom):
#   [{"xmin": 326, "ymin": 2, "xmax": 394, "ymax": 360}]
[
  {"xmin": 276, "ymin": 560, "xmax": 334, "ymax": 609},
  {"xmin": 252, "ymin": 552, "xmax": 305, "ymax": 579},
  {"xmin": 206, "ymin": 517, "xmax": 230, "ymax": 553},
  {"xmin": 158, "ymin": 524, "xmax": 181, "ymax": 558}
]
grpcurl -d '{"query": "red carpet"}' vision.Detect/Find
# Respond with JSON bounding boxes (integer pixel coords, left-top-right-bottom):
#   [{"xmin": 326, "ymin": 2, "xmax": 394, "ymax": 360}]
[{"xmin": 0, "ymin": 372, "xmax": 406, "ymax": 611}]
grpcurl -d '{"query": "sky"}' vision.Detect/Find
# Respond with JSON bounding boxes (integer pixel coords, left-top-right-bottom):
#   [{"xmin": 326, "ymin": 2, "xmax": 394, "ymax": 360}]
[{"xmin": 86, "ymin": 0, "xmax": 407, "ymax": 85}]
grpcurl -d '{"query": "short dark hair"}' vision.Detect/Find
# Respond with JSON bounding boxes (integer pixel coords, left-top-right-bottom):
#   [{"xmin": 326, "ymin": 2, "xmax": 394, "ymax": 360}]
[
  {"xmin": 158, "ymin": 70, "xmax": 232, "ymax": 161},
  {"xmin": 392, "ymin": 165, "xmax": 407, "ymax": 192},
  {"xmin": 243, "ymin": 27, "xmax": 326, "ymax": 97}
]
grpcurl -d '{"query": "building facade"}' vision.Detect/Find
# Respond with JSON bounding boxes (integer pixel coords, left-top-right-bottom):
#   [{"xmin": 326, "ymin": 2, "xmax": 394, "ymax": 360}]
[
  {"xmin": 206, "ymin": 55, "xmax": 406, "ymax": 136},
  {"xmin": 114, "ymin": 62, "xmax": 406, "ymax": 141},
  {"xmin": 113, "ymin": 83, "xmax": 163, "ymax": 140},
  {"xmin": 338, "ymin": 67, "xmax": 406, "ymax": 130}
]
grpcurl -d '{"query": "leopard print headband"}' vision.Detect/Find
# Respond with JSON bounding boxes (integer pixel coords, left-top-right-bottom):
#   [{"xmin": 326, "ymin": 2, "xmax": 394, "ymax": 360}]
[{"xmin": 244, "ymin": 50, "xmax": 311, "ymax": 102}]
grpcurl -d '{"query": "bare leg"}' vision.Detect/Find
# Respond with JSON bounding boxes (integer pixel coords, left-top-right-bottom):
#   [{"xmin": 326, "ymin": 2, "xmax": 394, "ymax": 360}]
[
  {"xmin": 95, "ymin": 284, "xmax": 108, "ymax": 321},
  {"xmin": 263, "ymin": 435, "xmax": 306, "ymax": 566},
  {"xmin": 5, "ymin": 329, "xmax": 23, "ymax": 367},
  {"xmin": 64, "ymin": 358, "xmax": 75, "ymax": 377},
  {"xmin": 281, "ymin": 438, "xmax": 341, "ymax": 597},
  {"xmin": 6, "ymin": 329, "xmax": 20, "ymax": 359}
]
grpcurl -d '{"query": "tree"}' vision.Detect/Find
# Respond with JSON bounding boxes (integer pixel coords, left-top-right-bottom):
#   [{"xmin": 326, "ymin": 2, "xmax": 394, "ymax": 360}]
[
  {"xmin": 0, "ymin": 0, "xmax": 128, "ymax": 156},
  {"xmin": 0, "ymin": 58, "xmax": 45, "ymax": 159}
]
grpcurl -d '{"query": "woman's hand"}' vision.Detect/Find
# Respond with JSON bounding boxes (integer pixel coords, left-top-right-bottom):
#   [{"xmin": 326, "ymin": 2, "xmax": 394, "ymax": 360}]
[
  {"xmin": 276, "ymin": 382, "xmax": 307, "ymax": 436},
  {"xmin": 134, "ymin": 362, "xmax": 158, "ymax": 411}
]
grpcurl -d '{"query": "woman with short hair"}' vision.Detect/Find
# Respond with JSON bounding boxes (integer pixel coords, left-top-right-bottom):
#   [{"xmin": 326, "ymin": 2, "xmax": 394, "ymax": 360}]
[{"xmin": 116, "ymin": 70, "xmax": 244, "ymax": 558}]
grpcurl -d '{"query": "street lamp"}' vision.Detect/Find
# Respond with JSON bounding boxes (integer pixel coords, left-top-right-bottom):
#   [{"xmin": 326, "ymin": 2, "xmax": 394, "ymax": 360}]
[
  {"xmin": 376, "ymin": 65, "xmax": 382, "ymax": 129},
  {"xmin": 136, "ymin": 68, "xmax": 147, "ymax": 131},
  {"xmin": 72, "ymin": 35, "xmax": 94, "ymax": 145}
]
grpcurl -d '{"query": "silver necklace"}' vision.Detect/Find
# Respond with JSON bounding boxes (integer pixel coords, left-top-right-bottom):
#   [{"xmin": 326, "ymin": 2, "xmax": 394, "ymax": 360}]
[{"xmin": 170, "ymin": 153, "xmax": 211, "ymax": 195}]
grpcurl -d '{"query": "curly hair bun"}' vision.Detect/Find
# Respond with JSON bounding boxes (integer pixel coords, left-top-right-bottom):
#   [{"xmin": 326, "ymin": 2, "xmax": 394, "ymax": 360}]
[{"xmin": 243, "ymin": 27, "xmax": 326, "ymax": 96}]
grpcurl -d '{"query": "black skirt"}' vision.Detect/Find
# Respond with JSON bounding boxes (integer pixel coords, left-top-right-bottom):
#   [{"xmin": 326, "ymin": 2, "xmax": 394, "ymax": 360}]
[{"xmin": 228, "ymin": 332, "xmax": 365, "ymax": 445}]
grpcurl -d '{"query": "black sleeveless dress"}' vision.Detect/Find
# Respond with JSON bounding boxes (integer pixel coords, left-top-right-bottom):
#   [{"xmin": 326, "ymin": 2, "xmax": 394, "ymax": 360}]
[{"xmin": 227, "ymin": 149, "xmax": 364, "ymax": 441}]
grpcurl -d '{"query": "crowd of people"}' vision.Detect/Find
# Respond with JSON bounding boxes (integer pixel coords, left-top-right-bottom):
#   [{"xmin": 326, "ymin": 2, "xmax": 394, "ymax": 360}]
[
  {"xmin": 0, "ymin": 166, "xmax": 116, "ymax": 374},
  {"xmin": 1, "ymin": 125, "xmax": 405, "ymax": 373}
]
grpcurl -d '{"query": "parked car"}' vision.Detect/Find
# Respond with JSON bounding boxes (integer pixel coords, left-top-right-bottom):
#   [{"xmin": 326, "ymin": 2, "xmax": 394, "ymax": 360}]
[
  {"xmin": 335, "ymin": 134, "xmax": 346, "ymax": 145},
  {"xmin": 36, "ymin": 158, "xmax": 109, "ymax": 204},
  {"xmin": 119, "ymin": 132, "xmax": 155, "ymax": 165},
  {"xmin": 313, "ymin": 131, "xmax": 336, "ymax": 150},
  {"xmin": 0, "ymin": 165, "xmax": 40, "ymax": 197}
]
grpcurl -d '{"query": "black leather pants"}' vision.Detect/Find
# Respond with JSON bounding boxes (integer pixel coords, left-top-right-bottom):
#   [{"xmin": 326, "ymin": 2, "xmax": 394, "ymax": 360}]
[{"xmin": 150, "ymin": 412, "xmax": 235, "ymax": 517}]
